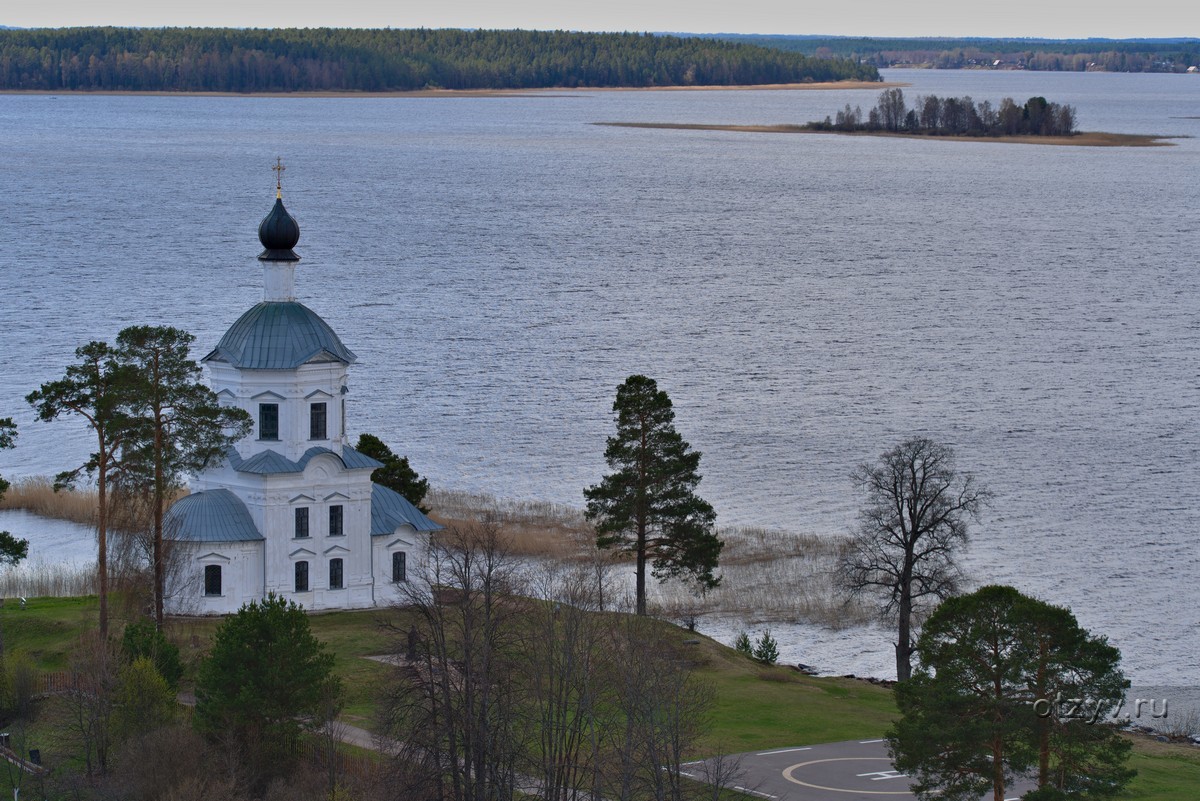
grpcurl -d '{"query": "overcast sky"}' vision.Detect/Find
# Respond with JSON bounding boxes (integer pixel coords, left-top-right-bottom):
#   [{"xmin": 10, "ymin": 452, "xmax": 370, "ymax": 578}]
[{"xmin": 3, "ymin": 0, "xmax": 1193, "ymax": 39}]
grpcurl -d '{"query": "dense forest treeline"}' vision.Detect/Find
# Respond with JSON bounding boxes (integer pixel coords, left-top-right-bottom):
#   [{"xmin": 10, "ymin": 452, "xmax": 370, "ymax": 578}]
[
  {"xmin": 808, "ymin": 88, "xmax": 1078, "ymax": 137},
  {"xmin": 0, "ymin": 27, "xmax": 879, "ymax": 92},
  {"xmin": 704, "ymin": 34, "xmax": 1200, "ymax": 73}
]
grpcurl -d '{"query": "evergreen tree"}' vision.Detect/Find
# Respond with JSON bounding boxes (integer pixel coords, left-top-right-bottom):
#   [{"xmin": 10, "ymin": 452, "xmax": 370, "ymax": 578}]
[
  {"xmin": 753, "ymin": 631, "xmax": 780, "ymax": 665},
  {"xmin": 27, "ymin": 342, "xmax": 134, "ymax": 637},
  {"xmin": 889, "ymin": 585, "xmax": 1134, "ymax": 801},
  {"xmin": 354, "ymin": 433, "xmax": 430, "ymax": 513},
  {"xmin": 0, "ymin": 419, "xmax": 28, "ymax": 569},
  {"xmin": 584, "ymin": 375, "xmax": 721, "ymax": 616},
  {"xmin": 194, "ymin": 594, "xmax": 340, "ymax": 790},
  {"xmin": 116, "ymin": 326, "xmax": 251, "ymax": 628}
]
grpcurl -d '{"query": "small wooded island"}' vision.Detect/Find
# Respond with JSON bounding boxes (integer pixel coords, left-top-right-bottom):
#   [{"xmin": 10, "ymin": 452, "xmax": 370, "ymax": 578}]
[
  {"xmin": 809, "ymin": 88, "xmax": 1077, "ymax": 136},
  {"xmin": 600, "ymin": 87, "xmax": 1178, "ymax": 146}
]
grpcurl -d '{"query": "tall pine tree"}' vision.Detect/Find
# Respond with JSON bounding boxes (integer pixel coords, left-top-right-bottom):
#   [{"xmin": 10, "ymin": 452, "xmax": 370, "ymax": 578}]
[
  {"xmin": 117, "ymin": 326, "xmax": 251, "ymax": 627},
  {"xmin": 27, "ymin": 342, "xmax": 135, "ymax": 637},
  {"xmin": 584, "ymin": 375, "xmax": 721, "ymax": 616}
]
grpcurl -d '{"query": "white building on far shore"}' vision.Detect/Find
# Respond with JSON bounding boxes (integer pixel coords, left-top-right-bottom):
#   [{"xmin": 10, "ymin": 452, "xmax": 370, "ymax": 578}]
[{"xmin": 164, "ymin": 184, "xmax": 439, "ymax": 615}]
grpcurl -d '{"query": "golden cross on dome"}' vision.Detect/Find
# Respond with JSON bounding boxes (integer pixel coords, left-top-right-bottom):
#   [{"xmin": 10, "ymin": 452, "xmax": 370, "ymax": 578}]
[{"xmin": 273, "ymin": 157, "xmax": 286, "ymax": 198}]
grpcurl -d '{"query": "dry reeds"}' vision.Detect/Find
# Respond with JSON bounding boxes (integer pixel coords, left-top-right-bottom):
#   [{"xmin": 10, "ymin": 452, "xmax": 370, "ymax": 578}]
[
  {"xmin": 0, "ymin": 560, "xmax": 97, "ymax": 598},
  {"xmin": 424, "ymin": 487, "xmax": 870, "ymax": 630},
  {"xmin": 0, "ymin": 476, "xmax": 98, "ymax": 526},
  {"xmin": 0, "ymin": 476, "xmax": 188, "ymax": 532},
  {"xmin": 647, "ymin": 525, "xmax": 874, "ymax": 629},
  {"xmin": 425, "ymin": 487, "xmax": 594, "ymax": 559}
]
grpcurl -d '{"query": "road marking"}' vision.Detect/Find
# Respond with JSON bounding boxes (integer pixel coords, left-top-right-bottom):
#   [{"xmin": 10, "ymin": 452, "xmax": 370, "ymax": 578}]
[
  {"xmin": 859, "ymin": 738, "xmax": 885, "ymax": 744},
  {"xmin": 756, "ymin": 746, "xmax": 813, "ymax": 756},
  {"xmin": 856, "ymin": 769, "xmax": 907, "ymax": 781},
  {"xmin": 783, "ymin": 758, "xmax": 912, "ymax": 795},
  {"xmin": 733, "ymin": 786, "xmax": 777, "ymax": 799}
]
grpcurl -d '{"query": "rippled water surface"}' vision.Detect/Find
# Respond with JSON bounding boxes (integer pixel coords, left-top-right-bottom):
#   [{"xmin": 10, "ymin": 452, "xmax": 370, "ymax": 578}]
[{"xmin": 1, "ymin": 70, "xmax": 1198, "ymax": 684}]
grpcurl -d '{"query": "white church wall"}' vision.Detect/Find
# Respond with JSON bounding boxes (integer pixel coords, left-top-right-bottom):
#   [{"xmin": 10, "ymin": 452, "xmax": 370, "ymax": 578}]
[
  {"xmin": 253, "ymin": 454, "xmax": 377, "ymax": 611},
  {"xmin": 166, "ymin": 540, "xmax": 265, "ymax": 616},
  {"xmin": 371, "ymin": 525, "xmax": 424, "ymax": 606},
  {"xmin": 209, "ymin": 361, "xmax": 350, "ymax": 461}
]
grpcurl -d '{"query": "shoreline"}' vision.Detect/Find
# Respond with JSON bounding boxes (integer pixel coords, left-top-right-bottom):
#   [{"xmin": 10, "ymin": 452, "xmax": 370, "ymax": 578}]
[
  {"xmin": 0, "ymin": 81, "xmax": 902, "ymax": 99},
  {"xmin": 595, "ymin": 122, "xmax": 1180, "ymax": 147}
]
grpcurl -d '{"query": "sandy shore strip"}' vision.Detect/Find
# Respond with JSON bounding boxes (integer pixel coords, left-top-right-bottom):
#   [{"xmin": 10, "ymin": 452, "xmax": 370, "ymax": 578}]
[
  {"xmin": 595, "ymin": 122, "xmax": 1180, "ymax": 147},
  {"xmin": 0, "ymin": 81, "xmax": 902, "ymax": 99}
]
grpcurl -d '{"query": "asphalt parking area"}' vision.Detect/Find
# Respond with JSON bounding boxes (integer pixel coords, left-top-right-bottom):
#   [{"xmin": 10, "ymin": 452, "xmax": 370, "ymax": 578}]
[{"xmin": 681, "ymin": 739, "xmax": 1031, "ymax": 801}]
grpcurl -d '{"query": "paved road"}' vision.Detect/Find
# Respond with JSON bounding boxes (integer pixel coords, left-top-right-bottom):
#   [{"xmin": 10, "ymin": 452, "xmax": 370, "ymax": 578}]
[{"xmin": 681, "ymin": 739, "xmax": 1032, "ymax": 801}]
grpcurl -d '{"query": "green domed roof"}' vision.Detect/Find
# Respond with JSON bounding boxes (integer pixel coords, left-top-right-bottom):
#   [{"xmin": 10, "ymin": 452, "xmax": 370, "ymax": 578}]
[
  {"xmin": 204, "ymin": 301, "xmax": 357, "ymax": 370},
  {"xmin": 166, "ymin": 489, "xmax": 264, "ymax": 543}
]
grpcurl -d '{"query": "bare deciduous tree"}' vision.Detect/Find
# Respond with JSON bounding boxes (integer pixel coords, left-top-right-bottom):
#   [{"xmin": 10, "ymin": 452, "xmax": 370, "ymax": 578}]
[
  {"xmin": 63, "ymin": 632, "xmax": 120, "ymax": 776},
  {"xmin": 382, "ymin": 522, "xmax": 524, "ymax": 801},
  {"xmin": 837, "ymin": 437, "xmax": 989, "ymax": 682}
]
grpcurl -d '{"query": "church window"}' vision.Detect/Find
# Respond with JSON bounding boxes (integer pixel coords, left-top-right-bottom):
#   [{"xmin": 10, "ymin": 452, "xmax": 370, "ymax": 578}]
[
  {"xmin": 392, "ymin": 551, "xmax": 407, "ymax": 583},
  {"xmin": 259, "ymin": 403, "xmax": 279, "ymax": 440},
  {"xmin": 310, "ymin": 402, "xmax": 327, "ymax": 440},
  {"xmin": 204, "ymin": 565, "xmax": 222, "ymax": 596},
  {"xmin": 329, "ymin": 558, "xmax": 344, "ymax": 590},
  {"xmin": 295, "ymin": 507, "xmax": 309, "ymax": 538},
  {"xmin": 295, "ymin": 560, "xmax": 309, "ymax": 592},
  {"xmin": 329, "ymin": 505, "xmax": 343, "ymax": 536}
]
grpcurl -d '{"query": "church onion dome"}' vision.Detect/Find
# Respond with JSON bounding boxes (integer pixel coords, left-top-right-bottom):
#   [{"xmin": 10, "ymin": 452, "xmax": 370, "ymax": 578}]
[
  {"xmin": 258, "ymin": 196, "xmax": 301, "ymax": 261},
  {"xmin": 166, "ymin": 489, "xmax": 264, "ymax": 543},
  {"xmin": 203, "ymin": 301, "xmax": 357, "ymax": 369}
]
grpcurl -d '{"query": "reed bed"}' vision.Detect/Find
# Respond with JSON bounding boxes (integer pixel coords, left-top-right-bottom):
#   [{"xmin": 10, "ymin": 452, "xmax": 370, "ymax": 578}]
[
  {"xmin": 0, "ymin": 476, "xmax": 187, "ymax": 531},
  {"xmin": 0, "ymin": 560, "xmax": 97, "ymax": 599},
  {"xmin": 425, "ymin": 487, "xmax": 868, "ymax": 628},
  {"xmin": 0, "ymin": 477, "xmax": 98, "ymax": 526},
  {"xmin": 426, "ymin": 487, "xmax": 595, "ymax": 559}
]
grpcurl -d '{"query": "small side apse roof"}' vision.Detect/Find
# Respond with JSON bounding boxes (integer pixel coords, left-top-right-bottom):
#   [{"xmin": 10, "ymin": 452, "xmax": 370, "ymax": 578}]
[
  {"xmin": 371, "ymin": 483, "xmax": 442, "ymax": 535},
  {"xmin": 166, "ymin": 489, "xmax": 264, "ymax": 543},
  {"xmin": 204, "ymin": 301, "xmax": 357, "ymax": 370},
  {"xmin": 228, "ymin": 446, "xmax": 382, "ymax": 476}
]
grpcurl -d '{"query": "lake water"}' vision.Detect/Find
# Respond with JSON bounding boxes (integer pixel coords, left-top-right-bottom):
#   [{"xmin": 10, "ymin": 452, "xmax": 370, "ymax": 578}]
[{"xmin": 1, "ymin": 69, "xmax": 1198, "ymax": 687}]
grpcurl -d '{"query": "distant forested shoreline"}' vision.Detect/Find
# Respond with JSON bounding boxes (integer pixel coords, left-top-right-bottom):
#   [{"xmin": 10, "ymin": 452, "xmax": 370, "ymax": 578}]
[
  {"xmin": 0, "ymin": 28, "xmax": 880, "ymax": 92},
  {"xmin": 703, "ymin": 34, "xmax": 1200, "ymax": 73}
]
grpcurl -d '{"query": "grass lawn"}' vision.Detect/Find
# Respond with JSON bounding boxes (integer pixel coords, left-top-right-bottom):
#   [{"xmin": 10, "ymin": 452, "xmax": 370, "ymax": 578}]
[{"xmin": 1, "ymin": 596, "xmax": 1197, "ymax": 799}]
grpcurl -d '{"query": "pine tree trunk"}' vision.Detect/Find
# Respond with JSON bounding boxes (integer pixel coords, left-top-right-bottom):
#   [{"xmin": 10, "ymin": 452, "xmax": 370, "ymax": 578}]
[
  {"xmin": 636, "ymin": 535, "xmax": 647, "ymax": 616},
  {"xmin": 97, "ymin": 454, "xmax": 108, "ymax": 639},
  {"xmin": 154, "ymin": 414, "xmax": 165, "ymax": 629}
]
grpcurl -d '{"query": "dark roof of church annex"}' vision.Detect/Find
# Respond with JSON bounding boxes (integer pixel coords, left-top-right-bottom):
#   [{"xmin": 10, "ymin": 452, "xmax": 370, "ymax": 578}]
[
  {"xmin": 227, "ymin": 445, "xmax": 381, "ymax": 475},
  {"xmin": 371, "ymin": 483, "xmax": 443, "ymax": 535},
  {"xmin": 165, "ymin": 488, "xmax": 265, "ymax": 543},
  {"xmin": 203, "ymin": 301, "xmax": 357, "ymax": 370}
]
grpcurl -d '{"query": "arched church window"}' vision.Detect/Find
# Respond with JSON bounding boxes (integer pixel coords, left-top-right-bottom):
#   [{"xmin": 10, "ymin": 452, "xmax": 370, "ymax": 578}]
[
  {"xmin": 392, "ymin": 552, "xmax": 407, "ymax": 583},
  {"xmin": 329, "ymin": 558, "xmax": 344, "ymax": 590},
  {"xmin": 295, "ymin": 560, "xmax": 309, "ymax": 592},
  {"xmin": 204, "ymin": 565, "xmax": 222, "ymax": 596}
]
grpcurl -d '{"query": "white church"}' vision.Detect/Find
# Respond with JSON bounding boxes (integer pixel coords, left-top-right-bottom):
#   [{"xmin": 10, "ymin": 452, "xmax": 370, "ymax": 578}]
[{"xmin": 164, "ymin": 182, "xmax": 440, "ymax": 615}]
